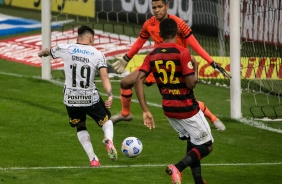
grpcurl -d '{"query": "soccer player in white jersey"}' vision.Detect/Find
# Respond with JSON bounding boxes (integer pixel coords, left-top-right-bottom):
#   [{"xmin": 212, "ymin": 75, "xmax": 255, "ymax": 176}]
[{"xmin": 38, "ymin": 25, "xmax": 117, "ymax": 167}]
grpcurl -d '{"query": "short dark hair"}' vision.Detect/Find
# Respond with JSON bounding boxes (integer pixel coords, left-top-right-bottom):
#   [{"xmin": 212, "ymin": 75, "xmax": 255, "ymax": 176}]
[
  {"xmin": 152, "ymin": 0, "xmax": 167, "ymax": 4},
  {"xmin": 159, "ymin": 18, "xmax": 177, "ymax": 39},
  {"xmin": 77, "ymin": 25, "xmax": 94, "ymax": 36}
]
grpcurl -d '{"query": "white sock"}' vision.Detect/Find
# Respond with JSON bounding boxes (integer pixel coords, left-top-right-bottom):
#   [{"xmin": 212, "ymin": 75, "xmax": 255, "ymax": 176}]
[
  {"xmin": 102, "ymin": 120, "xmax": 114, "ymax": 142},
  {"xmin": 77, "ymin": 130, "xmax": 96, "ymax": 161}
]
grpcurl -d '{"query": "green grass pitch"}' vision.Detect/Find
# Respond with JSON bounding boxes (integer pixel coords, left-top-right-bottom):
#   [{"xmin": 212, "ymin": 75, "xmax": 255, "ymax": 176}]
[
  {"xmin": 1, "ymin": 59, "xmax": 282, "ymax": 184},
  {"xmin": 0, "ymin": 5, "xmax": 282, "ymax": 184}
]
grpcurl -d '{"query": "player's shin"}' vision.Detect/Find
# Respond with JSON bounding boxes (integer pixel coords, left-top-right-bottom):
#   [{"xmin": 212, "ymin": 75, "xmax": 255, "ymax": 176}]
[
  {"xmin": 102, "ymin": 120, "xmax": 114, "ymax": 141},
  {"xmin": 77, "ymin": 127, "xmax": 96, "ymax": 161},
  {"xmin": 190, "ymin": 161, "xmax": 205, "ymax": 184},
  {"xmin": 175, "ymin": 143, "xmax": 212, "ymax": 171}
]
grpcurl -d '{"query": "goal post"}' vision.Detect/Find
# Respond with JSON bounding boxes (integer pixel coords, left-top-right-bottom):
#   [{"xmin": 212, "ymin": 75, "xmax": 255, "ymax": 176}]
[
  {"xmin": 230, "ymin": 0, "xmax": 241, "ymax": 119},
  {"xmin": 41, "ymin": 0, "xmax": 51, "ymax": 80},
  {"xmin": 38, "ymin": 0, "xmax": 281, "ymax": 120}
]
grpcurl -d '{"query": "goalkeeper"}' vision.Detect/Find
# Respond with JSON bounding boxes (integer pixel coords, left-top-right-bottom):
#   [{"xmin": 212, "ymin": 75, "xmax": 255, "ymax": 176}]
[{"xmin": 111, "ymin": 0, "xmax": 229, "ymax": 131}]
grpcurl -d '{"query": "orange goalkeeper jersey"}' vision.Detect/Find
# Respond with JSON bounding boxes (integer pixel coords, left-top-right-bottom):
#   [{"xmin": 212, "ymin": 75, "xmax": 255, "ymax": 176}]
[
  {"xmin": 140, "ymin": 14, "xmax": 192, "ymax": 48},
  {"xmin": 127, "ymin": 14, "xmax": 213, "ymax": 64}
]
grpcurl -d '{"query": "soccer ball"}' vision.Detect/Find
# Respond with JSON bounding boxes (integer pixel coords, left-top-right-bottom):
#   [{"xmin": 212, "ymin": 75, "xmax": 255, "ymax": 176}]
[{"xmin": 121, "ymin": 137, "xmax": 143, "ymax": 158}]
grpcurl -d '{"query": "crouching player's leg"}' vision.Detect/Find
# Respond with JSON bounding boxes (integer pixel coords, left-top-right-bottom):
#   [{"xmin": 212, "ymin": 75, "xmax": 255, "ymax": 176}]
[
  {"xmin": 198, "ymin": 101, "xmax": 226, "ymax": 131},
  {"xmin": 111, "ymin": 68, "xmax": 156, "ymax": 124}
]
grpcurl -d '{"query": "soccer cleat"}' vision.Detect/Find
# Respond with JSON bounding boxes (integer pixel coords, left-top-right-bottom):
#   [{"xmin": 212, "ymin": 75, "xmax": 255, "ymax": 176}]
[
  {"xmin": 110, "ymin": 113, "xmax": 133, "ymax": 124},
  {"xmin": 165, "ymin": 164, "xmax": 182, "ymax": 184},
  {"xmin": 213, "ymin": 119, "xmax": 226, "ymax": 131},
  {"xmin": 103, "ymin": 139, "xmax": 118, "ymax": 161},
  {"xmin": 90, "ymin": 158, "xmax": 100, "ymax": 167}
]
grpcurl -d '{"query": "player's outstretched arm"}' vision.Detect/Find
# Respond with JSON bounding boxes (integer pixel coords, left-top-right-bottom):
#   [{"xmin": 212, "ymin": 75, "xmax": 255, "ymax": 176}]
[
  {"xmin": 210, "ymin": 61, "xmax": 232, "ymax": 78},
  {"xmin": 187, "ymin": 35, "xmax": 232, "ymax": 78},
  {"xmin": 134, "ymin": 71, "xmax": 155, "ymax": 129},
  {"xmin": 112, "ymin": 37, "xmax": 147, "ymax": 73},
  {"xmin": 112, "ymin": 54, "xmax": 131, "ymax": 74}
]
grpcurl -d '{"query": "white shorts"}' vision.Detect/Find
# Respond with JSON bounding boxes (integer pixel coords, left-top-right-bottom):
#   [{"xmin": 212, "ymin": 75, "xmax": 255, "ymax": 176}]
[{"xmin": 167, "ymin": 110, "xmax": 214, "ymax": 145}]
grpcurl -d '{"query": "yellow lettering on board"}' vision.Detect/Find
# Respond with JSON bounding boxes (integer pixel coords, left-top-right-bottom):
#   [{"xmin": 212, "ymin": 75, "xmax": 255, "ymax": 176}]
[{"xmin": 5, "ymin": 0, "xmax": 95, "ymax": 18}]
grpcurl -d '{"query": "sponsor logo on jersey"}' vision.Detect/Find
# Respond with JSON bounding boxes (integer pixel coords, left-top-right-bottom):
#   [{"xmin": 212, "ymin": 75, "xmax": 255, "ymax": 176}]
[
  {"xmin": 67, "ymin": 45, "xmax": 94, "ymax": 56},
  {"xmin": 168, "ymin": 89, "xmax": 180, "ymax": 95},
  {"xmin": 68, "ymin": 95, "xmax": 91, "ymax": 100},
  {"xmin": 67, "ymin": 95, "xmax": 92, "ymax": 104}
]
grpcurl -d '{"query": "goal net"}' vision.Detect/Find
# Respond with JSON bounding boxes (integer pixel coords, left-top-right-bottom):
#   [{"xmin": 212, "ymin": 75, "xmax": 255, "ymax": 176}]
[
  {"xmin": 48, "ymin": 0, "xmax": 282, "ymax": 120},
  {"xmin": 236, "ymin": 0, "xmax": 282, "ymax": 120}
]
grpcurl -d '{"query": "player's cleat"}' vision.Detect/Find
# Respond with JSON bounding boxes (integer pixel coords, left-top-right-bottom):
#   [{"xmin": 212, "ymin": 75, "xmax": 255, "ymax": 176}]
[
  {"xmin": 203, "ymin": 180, "xmax": 207, "ymax": 184},
  {"xmin": 103, "ymin": 139, "xmax": 118, "ymax": 161},
  {"xmin": 110, "ymin": 113, "xmax": 133, "ymax": 124},
  {"xmin": 90, "ymin": 158, "xmax": 100, "ymax": 167},
  {"xmin": 166, "ymin": 164, "xmax": 182, "ymax": 184},
  {"xmin": 213, "ymin": 119, "xmax": 226, "ymax": 131}
]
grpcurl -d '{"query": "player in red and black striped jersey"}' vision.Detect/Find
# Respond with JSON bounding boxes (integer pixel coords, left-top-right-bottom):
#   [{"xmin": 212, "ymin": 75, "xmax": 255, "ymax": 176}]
[
  {"xmin": 135, "ymin": 17, "xmax": 213, "ymax": 184},
  {"xmin": 140, "ymin": 45, "xmax": 199, "ymax": 119},
  {"xmin": 111, "ymin": 0, "xmax": 226, "ymax": 131}
]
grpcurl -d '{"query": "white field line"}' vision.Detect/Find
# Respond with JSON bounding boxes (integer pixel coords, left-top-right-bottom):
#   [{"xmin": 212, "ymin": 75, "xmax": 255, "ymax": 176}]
[
  {"xmin": 0, "ymin": 72, "xmax": 281, "ymax": 133},
  {"xmin": 1, "ymin": 162, "xmax": 282, "ymax": 171},
  {"xmin": 239, "ymin": 118, "xmax": 282, "ymax": 134}
]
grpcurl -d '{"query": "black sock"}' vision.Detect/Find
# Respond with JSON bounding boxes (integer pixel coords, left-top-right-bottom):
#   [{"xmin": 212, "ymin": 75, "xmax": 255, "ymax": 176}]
[
  {"xmin": 175, "ymin": 155, "xmax": 192, "ymax": 172},
  {"xmin": 175, "ymin": 139, "xmax": 194, "ymax": 172},
  {"xmin": 191, "ymin": 161, "xmax": 204, "ymax": 184},
  {"xmin": 175, "ymin": 144, "xmax": 210, "ymax": 172}
]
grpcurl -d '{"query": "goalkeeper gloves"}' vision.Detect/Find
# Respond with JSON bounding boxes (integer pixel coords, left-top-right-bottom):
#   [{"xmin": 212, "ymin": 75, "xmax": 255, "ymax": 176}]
[
  {"xmin": 112, "ymin": 54, "xmax": 131, "ymax": 74},
  {"xmin": 211, "ymin": 61, "xmax": 232, "ymax": 79}
]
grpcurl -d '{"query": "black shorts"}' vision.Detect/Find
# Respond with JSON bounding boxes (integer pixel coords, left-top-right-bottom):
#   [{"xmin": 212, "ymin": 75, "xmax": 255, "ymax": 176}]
[{"xmin": 66, "ymin": 96, "xmax": 111, "ymax": 127}]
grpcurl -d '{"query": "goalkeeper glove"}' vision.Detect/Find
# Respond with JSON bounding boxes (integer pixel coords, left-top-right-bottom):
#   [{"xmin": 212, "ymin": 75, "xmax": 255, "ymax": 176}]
[
  {"xmin": 211, "ymin": 61, "xmax": 232, "ymax": 79},
  {"xmin": 112, "ymin": 54, "xmax": 131, "ymax": 74}
]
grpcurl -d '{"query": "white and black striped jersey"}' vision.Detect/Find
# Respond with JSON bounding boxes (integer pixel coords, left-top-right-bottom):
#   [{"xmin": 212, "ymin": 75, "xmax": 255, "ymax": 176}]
[{"xmin": 50, "ymin": 43, "xmax": 107, "ymax": 107}]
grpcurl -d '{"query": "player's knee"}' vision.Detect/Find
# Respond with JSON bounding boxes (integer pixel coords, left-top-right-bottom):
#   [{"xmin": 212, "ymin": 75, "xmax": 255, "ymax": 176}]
[
  {"xmin": 121, "ymin": 78, "xmax": 134, "ymax": 89},
  {"xmin": 120, "ymin": 77, "xmax": 127, "ymax": 88},
  {"xmin": 202, "ymin": 140, "xmax": 213, "ymax": 153},
  {"xmin": 208, "ymin": 144, "xmax": 214, "ymax": 153},
  {"xmin": 121, "ymin": 71, "xmax": 139, "ymax": 89}
]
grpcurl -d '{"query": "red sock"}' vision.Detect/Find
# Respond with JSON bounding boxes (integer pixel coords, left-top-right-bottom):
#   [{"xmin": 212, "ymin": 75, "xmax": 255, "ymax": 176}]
[
  {"xmin": 120, "ymin": 88, "xmax": 132, "ymax": 117},
  {"xmin": 198, "ymin": 101, "xmax": 217, "ymax": 123}
]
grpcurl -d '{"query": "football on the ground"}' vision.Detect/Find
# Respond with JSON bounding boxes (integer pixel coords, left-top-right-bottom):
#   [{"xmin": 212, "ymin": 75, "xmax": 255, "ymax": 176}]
[{"xmin": 121, "ymin": 137, "xmax": 143, "ymax": 158}]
